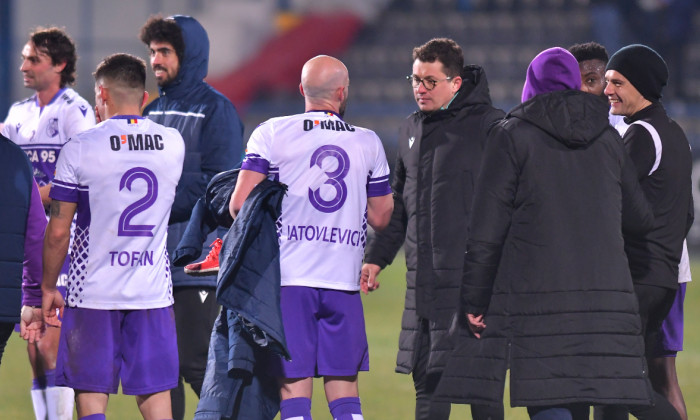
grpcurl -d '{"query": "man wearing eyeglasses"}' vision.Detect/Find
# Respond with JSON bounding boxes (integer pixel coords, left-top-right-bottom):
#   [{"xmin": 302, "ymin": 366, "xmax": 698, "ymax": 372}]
[{"xmin": 361, "ymin": 38, "xmax": 505, "ymax": 420}]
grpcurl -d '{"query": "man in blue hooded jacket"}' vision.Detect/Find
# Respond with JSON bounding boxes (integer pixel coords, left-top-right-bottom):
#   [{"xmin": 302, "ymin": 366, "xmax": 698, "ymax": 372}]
[{"xmin": 140, "ymin": 15, "xmax": 244, "ymax": 419}]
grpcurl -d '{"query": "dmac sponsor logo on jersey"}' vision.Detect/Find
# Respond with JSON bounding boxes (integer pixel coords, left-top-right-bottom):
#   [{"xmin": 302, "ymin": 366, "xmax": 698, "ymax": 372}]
[
  {"xmin": 110, "ymin": 133, "xmax": 165, "ymax": 151},
  {"xmin": 303, "ymin": 119, "xmax": 356, "ymax": 132}
]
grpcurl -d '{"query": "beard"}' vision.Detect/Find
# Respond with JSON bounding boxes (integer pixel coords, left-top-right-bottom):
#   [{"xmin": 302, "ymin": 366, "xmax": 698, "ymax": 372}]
[{"xmin": 153, "ymin": 66, "xmax": 178, "ymax": 87}]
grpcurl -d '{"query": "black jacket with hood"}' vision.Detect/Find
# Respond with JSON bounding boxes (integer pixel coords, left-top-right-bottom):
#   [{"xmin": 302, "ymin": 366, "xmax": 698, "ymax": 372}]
[
  {"xmin": 435, "ymin": 90, "xmax": 655, "ymax": 407},
  {"xmin": 364, "ymin": 65, "xmax": 505, "ymax": 374}
]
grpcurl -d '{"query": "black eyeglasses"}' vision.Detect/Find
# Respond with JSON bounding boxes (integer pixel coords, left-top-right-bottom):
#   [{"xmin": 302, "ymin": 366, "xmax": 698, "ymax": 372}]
[{"xmin": 407, "ymin": 74, "xmax": 454, "ymax": 91}]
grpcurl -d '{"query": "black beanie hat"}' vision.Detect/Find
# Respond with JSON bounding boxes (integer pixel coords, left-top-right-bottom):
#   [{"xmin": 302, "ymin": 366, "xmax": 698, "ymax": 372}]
[{"xmin": 606, "ymin": 44, "xmax": 668, "ymax": 101}]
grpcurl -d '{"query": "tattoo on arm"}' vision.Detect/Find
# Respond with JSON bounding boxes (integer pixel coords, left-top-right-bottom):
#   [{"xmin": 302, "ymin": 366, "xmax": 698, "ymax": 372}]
[{"xmin": 49, "ymin": 200, "xmax": 61, "ymax": 217}]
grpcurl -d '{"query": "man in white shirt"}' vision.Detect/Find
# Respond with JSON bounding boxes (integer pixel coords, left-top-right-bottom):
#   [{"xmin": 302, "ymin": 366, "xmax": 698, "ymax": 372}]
[
  {"xmin": 1, "ymin": 27, "xmax": 94, "ymax": 420},
  {"xmin": 230, "ymin": 55, "xmax": 393, "ymax": 420},
  {"xmin": 39, "ymin": 53, "xmax": 185, "ymax": 420}
]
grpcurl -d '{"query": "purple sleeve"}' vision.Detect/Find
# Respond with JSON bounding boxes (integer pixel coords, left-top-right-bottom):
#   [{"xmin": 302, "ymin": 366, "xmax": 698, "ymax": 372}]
[
  {"xmin": 240, "ymin": 153, "xmax": 270, "ymax": 175},
  {"xmin": 22, "ymin": 181, "xmax": 47, "ymax": 307},
  {"xmin": 367, "ymin": 174, "xmax": 391, "ymax": 197}
]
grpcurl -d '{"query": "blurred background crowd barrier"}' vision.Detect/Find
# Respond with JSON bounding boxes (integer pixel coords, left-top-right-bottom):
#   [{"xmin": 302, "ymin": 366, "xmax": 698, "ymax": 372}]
[{"xmin": 2, "ymin": 0, "xmax": 700, "ymax": 241}]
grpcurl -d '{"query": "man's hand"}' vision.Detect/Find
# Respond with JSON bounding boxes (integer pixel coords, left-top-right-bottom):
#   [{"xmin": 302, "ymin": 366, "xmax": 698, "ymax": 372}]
[
  {"xmin": 466, "ymin": 313, "xmax": 486, "ymax": 339},
  {"xmin": 42, "ymin": 287, "xmax": 65, "ymax": 328},
  {"xmin": 360, "ymin": 263, "xmax": 382, "ymax": 295},
  {"xmin": 20, "ymin": 306, "xmax": 44, "ymax": 344}
]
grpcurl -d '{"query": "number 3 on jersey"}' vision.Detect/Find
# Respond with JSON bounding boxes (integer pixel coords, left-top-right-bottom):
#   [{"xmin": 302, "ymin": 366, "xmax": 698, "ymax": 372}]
[
  {"xmin": 118, "ymin": 167, "xmax": 159, "ymax": 236},
  {"xmin": 309, "ymin": 145, "xmax": 350, "ymax": 213}
]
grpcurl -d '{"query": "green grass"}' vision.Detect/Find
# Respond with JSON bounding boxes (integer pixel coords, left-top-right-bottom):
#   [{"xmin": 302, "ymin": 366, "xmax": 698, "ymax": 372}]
[{"xmin": 2, "ymin": 258, "xmax": 699, "ymax": 419}]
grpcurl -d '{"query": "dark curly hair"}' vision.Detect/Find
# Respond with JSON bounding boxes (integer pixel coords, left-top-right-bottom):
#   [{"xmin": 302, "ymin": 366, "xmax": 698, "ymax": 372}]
[
  {"xmin": 30, "ymin": 27, "xmax": 77, "ymax": 87},
  {"xmin": 568, "ymin": 41, "xmax": 609, "ymax": 64},
  {"xmin": 139, "ymin": 15, "xmax": 185, "ymax": 65},
  {"xmin": 412, "ymin": 38, "xmax": 464, "ymax": 78}
]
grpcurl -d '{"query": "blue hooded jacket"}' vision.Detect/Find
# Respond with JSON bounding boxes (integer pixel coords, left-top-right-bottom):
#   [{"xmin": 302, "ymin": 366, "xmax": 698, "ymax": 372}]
[{"xmin": 144, "ymin": 15, "xmax": 244, "ymax": 288}]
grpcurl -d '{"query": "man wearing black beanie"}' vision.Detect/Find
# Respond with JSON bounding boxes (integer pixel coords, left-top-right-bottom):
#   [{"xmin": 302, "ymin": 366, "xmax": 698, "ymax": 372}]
[{"xmin": 599, "ymin": 44, "xmax": 692, "ymax": 420}]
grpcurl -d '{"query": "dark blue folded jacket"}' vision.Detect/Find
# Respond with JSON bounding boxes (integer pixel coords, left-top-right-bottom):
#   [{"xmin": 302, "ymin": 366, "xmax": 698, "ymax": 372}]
[{"xmin": 194, "ymin": 178, "xmax": 289, "ymax": 420}]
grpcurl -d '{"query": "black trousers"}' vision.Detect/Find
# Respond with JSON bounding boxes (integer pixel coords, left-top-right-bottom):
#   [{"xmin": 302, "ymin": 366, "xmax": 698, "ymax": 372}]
[
  {"xmin": 170, "ymin": 286, "xmax": 220, "ymax": 420},
  {"xmin": 0, "ymin": 322, "xmax": 14, "ymax": 366},
  {"xmin": 412, "ymin": 318, "xmax": 503, "ymax": 420}
]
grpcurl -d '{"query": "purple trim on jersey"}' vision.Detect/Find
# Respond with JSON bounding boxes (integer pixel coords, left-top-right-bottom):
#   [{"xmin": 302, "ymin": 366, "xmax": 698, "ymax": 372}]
[
  {"xmin": 75, "ymin": 189, "xmax": 91, "ymax": 232},
  {"xmin": 22, "ymin": 181, "xmax": 48, "ymax": 307},
  {"xmin": 367, "ymin": 175, "xmax": 391, "ymax": 197},
  {"xmin": 22, "ymin": 143, "xmax": 63, "ymax": 186},
  {"xmin": 241, "ymin": 153, "xmax": 270, "ymax": 174},
  {"xmin": 36, "ymin": 88, "xmax": 66, "ymax": 109},
  {"xmin": 49, "ymin": 179, "xmax": 80, "ymax": 202}
]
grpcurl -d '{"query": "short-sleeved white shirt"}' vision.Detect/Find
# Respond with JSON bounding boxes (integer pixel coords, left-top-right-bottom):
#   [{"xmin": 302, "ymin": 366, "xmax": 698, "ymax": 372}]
[
  {"xmin": 50, "ymin": 116, "xmax": 185, "ymax": 309},
  {"xmin": 242, "ymin": 111, "xmax": 391, "ymax": 291},
  {"xmin": 2, "ymin": 88, "xmax": 95, "ymax": 186}
]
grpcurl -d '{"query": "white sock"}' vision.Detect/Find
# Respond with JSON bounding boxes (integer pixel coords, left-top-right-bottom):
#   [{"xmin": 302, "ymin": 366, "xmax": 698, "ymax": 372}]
[
  {"xmin": 45, "ymin": 386, "xmax": 75, "ymax": 420},
  {"xmin": 30, "ymin": 388, "xmax": 48, "ymax": 420}
]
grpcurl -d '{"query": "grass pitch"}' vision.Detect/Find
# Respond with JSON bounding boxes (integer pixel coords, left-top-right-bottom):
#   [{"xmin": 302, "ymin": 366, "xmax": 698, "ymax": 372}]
[{"xmin": 1, "ymin": 258, "xmax": 699, "ymax": 419}]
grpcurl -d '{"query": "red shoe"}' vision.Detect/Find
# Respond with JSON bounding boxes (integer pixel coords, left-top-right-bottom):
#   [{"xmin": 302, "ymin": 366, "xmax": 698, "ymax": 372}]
[{"xmin": 184, "ymin": 238, "xmax": 222, "ymax": 276}]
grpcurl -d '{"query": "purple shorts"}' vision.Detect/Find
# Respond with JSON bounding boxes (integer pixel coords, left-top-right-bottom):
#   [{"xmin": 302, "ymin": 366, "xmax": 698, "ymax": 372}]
[
  {"xmin": 56, "ymin": 306, "xmax": 179, "ymax": 395},
  {"xmin": 268, "ymin": 286, "xmax": 369, "ymax": 378},
  {"xmin": 653, "ymin": 283, "xmax": 686, "ymax": 357}
]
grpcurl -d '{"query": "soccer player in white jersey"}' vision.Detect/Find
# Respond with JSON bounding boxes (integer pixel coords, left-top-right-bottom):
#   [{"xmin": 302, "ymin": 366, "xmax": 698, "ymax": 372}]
[
  {"xmin": 1, "ymin": 27, "xmax": 95, "ymax": 420},
  {"xmin": 37, "ymin": 53, "xmax": 185, "ymax": 420},
  {"xmin": 229, "ymin": 55, "xmax": 393, "ymax": 420}
]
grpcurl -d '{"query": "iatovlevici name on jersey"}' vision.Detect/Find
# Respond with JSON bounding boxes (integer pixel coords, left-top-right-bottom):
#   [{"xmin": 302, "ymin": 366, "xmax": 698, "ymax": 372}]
[{"xmin": 286, "ymin": 225, "xmax": 364, "ymax": 247}]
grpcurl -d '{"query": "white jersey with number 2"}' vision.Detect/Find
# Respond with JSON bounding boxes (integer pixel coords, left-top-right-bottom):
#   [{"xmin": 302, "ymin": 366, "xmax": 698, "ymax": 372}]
[
  {"xmin": 242, "ymin": 111, "xmax": 391, "ymax": 291},
  {"xmin": 50, "ymin": 116, "xmax": 185, "ymax": 310}
]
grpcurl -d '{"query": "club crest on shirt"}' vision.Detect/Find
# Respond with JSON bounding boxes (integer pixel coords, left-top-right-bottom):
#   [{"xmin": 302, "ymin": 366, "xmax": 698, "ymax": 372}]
[
  {"xmin": 408, "ymin": 136, "xmax": 415, "ymax": 148},
  {"xmin": 46, "ymin": 118, "xmax": 59, "ymax": 138}
]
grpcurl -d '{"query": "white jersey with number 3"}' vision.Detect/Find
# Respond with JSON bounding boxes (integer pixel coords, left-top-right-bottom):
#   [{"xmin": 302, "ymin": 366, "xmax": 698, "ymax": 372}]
[
  {"xmin": 50, "ymin": 116, "xmax": 185, "ymax": 309},
  {"xmin": 242, "ymin": 111, "xmax": 391, "ymax": 291}
]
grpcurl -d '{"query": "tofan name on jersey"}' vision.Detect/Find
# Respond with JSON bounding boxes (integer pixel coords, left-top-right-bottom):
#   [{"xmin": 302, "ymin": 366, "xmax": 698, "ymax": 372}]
[
  {"xmin": 303, "ymin": 119, "xmax": 356, "ymax": 132},
  {"xmin": 110, "ymin": 134, "xmax": 164, "ymax": 151},
  {"xmin": 109, "ymin": 250, "xmax": 154, "ymax": 267}
]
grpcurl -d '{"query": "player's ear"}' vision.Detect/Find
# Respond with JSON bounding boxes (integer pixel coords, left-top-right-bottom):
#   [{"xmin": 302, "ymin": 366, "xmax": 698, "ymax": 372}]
[
  {"xmin": 299, "ymin": 83, "xmax": 305, "ymax": 98},
  {"xmin": 141, "ymin": 91, "xmax": 149, "ymax": 109},
  {"xmin": 98, "ymin": 85, "xmax": 109, "ymax": 103},
  {"xmin": 451, "ymin": 76, "xmax": 462, "ymax": 94},
  {"xmin": 53, "ymin": 60, "xmax": 67, "ymax": 74},
  {"xmin": 336, "ymin": 85, "xmax": 345, "ymax": 103}
]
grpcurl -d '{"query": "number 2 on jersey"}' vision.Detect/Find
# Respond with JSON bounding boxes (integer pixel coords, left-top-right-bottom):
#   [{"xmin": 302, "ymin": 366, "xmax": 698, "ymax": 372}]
[{"xmin": 118, "ymin": 167, "xmax": 159, "ymax": 237}]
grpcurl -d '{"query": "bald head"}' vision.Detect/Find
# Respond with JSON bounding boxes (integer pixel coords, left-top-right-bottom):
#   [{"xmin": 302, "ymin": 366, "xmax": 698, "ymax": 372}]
[{"xmin": 300, "ymin": 55, "xmax": 349, "ymax": 114}]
